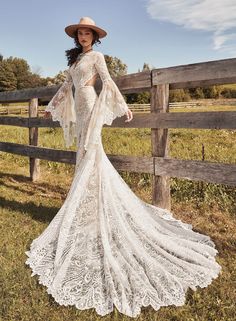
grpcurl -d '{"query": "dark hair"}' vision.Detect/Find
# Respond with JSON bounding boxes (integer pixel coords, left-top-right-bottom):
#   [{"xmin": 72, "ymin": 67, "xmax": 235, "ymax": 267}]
[{"xmin": 65, "ymin": 28, "xmax": 101, "ymax": 67}]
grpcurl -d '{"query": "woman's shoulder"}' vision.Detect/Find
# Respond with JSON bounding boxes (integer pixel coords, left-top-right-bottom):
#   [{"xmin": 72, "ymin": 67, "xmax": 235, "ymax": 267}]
[
  {"xmin": 92, "ymin": 50, "xmax": 105, "ymax": 58},
  {"xmin": 92, "ymin": 51, "xmax": 106, "ymax": 64},
  {"xmin": 87, "ymin": 51, "xmax": 104, "ymax": 66}
]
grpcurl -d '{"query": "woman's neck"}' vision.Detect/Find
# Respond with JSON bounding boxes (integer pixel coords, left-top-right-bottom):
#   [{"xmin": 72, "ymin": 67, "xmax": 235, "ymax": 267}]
[{"xmin": 82, "ymin": 46, "xmax": 93, "ymax": 53}]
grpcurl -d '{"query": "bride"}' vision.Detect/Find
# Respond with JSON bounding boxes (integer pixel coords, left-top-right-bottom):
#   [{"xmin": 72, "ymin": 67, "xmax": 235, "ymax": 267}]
[{"xmin": 25, "ymin": 16, "xmax": 221, "ymax": 318}]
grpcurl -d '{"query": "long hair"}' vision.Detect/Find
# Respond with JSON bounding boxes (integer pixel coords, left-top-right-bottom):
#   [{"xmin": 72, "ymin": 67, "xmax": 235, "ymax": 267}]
[{"xmin": 65, "ymin": 29, "xmax": 101, "ymax": 67}]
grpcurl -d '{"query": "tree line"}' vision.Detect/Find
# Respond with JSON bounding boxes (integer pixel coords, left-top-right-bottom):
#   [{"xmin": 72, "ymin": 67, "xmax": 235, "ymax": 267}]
[{"xmin": 0, "ymin": 54, "xmax": 235, "ymax": 105}]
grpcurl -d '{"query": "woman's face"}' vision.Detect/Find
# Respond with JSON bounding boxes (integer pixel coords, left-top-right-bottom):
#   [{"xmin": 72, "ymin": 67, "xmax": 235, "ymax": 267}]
[{"xmin": 77, "ymin": 27, "xmax": 94, "ymax": 48}]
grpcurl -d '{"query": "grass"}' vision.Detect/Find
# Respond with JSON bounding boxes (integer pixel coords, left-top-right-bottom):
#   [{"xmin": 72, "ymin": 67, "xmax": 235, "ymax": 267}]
[
  {"xmin": 0, "ymin": 105, "xmax": 236, "ymax": 321},
  {"xmin": 221, "ymin": 84, "xmax": 236, "ymax": 90}
]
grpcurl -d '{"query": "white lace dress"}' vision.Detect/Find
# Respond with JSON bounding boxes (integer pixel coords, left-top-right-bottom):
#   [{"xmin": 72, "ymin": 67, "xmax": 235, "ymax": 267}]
[{"xmin": 25, "ymin": 50, "xmax": 221, "ymax": 318}]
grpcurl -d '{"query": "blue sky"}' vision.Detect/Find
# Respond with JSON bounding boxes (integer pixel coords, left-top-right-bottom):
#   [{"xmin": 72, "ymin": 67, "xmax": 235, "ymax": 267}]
[{"xmin": 1, "ymin": 0, "xmax": 236, "ymax": 78}]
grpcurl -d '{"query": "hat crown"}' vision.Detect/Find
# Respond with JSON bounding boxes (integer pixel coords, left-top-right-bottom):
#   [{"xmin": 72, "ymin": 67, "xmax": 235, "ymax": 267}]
[
  {"xmin": 65, "ymin": 16, "xmax": 107, "ymax": 39},
  {"xmin": 78, "ymin": 17, "xmax": 95, "ymax": 26}
]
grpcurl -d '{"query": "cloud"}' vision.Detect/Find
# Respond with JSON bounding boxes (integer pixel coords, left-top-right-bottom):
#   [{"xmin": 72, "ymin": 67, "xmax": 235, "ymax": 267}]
[{"xmin": 146, "ymin": 0, "xmax": 236, "ymax": 52}]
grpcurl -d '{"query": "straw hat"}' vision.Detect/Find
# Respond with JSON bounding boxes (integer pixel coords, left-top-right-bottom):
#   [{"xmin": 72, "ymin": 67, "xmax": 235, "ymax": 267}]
[{"xmin": 65, "ymin": 17, "xmax": 107, "ymax": 39}]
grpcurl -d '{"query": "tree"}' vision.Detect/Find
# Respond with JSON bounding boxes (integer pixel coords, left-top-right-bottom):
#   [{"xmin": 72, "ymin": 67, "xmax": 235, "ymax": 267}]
[
  {"xmin": 6, "ymin": 56, "xmax": 33, "ymax": 89},
  {"xmin": 27, "ymin": 73, "xmax": 45, "ymax": 88},
  {"xmin": 0, "ymin": 60, "xmax": 17, "ymax": 91},
  {"xmin": 104, "ymin": 55, "xmax": 127, "ymax": 77},
  {"xmin": 221, "ymin": 87, "xmax": 236, "ymax": 98},
  {"xmin": 169, "ymin": 89, "xmax": 191, "ymax": 102},
  {"xmin": 1, "ymin": 56, "xmax": 45, "ymax": 89},
  {"xmin": 142, "ymin": 62, "xmax": 152, "ymax": 71},
  {"xmin": 203, "ymin": 85, "xmax": 221, "ymax": 99}
]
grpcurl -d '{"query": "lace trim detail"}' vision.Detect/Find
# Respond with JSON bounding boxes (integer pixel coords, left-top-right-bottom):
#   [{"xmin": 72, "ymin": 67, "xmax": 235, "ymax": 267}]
[
  {"xmin": 94, "ymin": 52, "xmax": 129, "ymax": 125},
  {"xmin": 83, "ymin": 79, "xmax": 128, "ymax": 151},
  {"xmin": 25, "ymin": 209, "xmax": 221, "ymax": 318},
  {"xmin": 45, "ymin": 70, "xmax": 77, "ymax": 148}
]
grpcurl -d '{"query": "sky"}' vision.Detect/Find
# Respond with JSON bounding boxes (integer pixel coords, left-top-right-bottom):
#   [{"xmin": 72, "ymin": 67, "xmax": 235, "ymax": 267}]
[{"xmin": 1, "ymin": 0, "xmax": 236, "ymax": 78}]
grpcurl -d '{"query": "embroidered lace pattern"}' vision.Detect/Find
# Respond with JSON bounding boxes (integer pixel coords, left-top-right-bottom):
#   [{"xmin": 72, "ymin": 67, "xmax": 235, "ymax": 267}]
[
  {"xmin": 25, "ymin": 51, "xmax": 221, "ymax": 318},
  {"xmin": 45, "ymin": 70, "xmax": 77, "ymax": 148}
]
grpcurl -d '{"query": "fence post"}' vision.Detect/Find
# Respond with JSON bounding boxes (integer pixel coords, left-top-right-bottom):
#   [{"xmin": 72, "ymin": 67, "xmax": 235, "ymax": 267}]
[
  {"xmin": 29, "ymin": 98, "xmax": 40, "ymax": 181},
  {"xmin": 150, "ymin": 83, "xmax": 171, "ymax": 210}
]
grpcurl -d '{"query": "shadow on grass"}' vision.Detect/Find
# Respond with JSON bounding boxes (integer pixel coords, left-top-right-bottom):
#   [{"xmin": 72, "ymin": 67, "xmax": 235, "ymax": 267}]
[
  {"xmin": 0, "ymin": 196, "xmax": 58, "ymax": 223},
  {"xmin": 0, "ymin": 171, "xmax": 67, "ymax": 196},
  {"xmin": 0, "ymin": 171, "xmax": 66, "ymax": 223}
]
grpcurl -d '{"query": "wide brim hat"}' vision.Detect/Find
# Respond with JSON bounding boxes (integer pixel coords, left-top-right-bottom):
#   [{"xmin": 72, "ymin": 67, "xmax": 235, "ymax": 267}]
[{"xmin": 65, "ymin": 16, "xmax": 107, "ymax": 39}]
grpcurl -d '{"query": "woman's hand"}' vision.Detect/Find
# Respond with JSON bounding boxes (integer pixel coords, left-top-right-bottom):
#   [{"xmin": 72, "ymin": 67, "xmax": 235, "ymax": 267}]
[{"xmin": 125, "ymin": 108, "xmax": 133, "ymax": 122}]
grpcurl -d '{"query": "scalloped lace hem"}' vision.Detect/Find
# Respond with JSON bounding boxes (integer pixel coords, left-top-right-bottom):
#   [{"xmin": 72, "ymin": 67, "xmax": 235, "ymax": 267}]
[{"xmin": 25, "ymin": 249, "xmax": 221, "ymax": 318}]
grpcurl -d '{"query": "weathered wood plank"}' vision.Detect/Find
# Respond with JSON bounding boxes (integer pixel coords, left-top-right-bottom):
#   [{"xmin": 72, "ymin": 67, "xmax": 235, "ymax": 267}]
[
  {"xmin": 114, "ymin": 70, "xmax": 151, "ymax": 93},
  {"xmin": 29, "ymin": 98, "xmax": 40, "ymax": 181},
  {"xmin": 152, "ymin": 57, "xmax": 236, "ymax": 89},
  {"xmin": 106, "ymin": 154, "xmax": 153, "ymax": 173},
  {"xmin": 0, "ymin": 71, "xmax": 151, "ymax": 103},
  {"xmin": 150, "ymin": 84, "xmax": 171, "ymax": 210},
  {"xmin": 145, "ymin": 111, "xmax": 236, "ymax": 129},
  {"xmin": 111, "ymin": 111, "xmax": 236, "ymax": 130},
  {"xmin": 0, "ymin": 86, "xmax": 58, "ymax": 103},
  {"xmin": 1, "ymin": 111, "xmax": 236, "ymax": 129},
  {"xmin": 0, "ymin": 142, "xmax": 153, "ymax": 172},
  {"xmin": 0, "ymin": 116, "xmax": 29, "ymax": 127},
  {"xmin": 0, "ymin": 142, "xmax": 76, "ymax": 164},
  {"xmin": 154, "ymin": 157, "xmax": 236, "ymax": 186},
  {"xmin": 1, "ymin": 142, "xmax": 235, "ymax": 186}
]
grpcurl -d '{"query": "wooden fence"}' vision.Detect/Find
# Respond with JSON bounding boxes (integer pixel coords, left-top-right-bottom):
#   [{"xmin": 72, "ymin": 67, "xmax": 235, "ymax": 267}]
[{"xmin": 0, "ymin": 57, "xmax": 236, "ymax": 210}]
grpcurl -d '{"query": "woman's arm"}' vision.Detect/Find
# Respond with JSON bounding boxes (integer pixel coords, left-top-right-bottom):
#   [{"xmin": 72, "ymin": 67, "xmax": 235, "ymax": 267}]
[{"xmin": 94, "ymin": 52, "xmax": 133, "ymax": 123}]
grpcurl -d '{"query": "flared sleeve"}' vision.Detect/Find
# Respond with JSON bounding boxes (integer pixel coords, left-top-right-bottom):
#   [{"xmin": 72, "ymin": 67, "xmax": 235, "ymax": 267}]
[
  {"xmin": 45, "ymin": 69, "xmax": 77, "ymax": 148},
  {"xmin": 84, "ymin": 52, "xmax": 129, "ymax": 151}
]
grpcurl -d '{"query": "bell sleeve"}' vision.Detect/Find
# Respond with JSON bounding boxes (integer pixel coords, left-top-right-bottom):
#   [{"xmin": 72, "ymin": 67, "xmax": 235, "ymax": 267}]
[
  {"xmin": 45, "ymin": 69, "xmax": 77, "ymax": 148},
  {"xmin": 84, "ymin": 52, "xmax": 129, "ymax": 151}
]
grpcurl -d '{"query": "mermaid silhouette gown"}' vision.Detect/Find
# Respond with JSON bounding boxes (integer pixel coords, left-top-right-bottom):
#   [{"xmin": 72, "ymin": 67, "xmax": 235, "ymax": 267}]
[{"xmin": 25, "ymin": 50, "xmax": 221, "ymax": 317}]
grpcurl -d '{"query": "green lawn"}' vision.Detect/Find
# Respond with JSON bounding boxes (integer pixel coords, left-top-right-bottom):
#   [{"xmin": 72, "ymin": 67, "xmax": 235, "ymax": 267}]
[{"xmin": 0, "ymin": 106, "xmax": 235, "ymax": 321}]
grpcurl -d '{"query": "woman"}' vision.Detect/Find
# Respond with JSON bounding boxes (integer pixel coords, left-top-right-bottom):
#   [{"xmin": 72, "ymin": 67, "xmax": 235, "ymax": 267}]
[{"xmin": 25, "ymin": 17, "xmax": 221, "ymax": 318}]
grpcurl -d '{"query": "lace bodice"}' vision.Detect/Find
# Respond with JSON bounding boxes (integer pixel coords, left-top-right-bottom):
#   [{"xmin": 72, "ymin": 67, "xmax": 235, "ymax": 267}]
[
  {"xmin": 70, "ymin": 51, "xmax": 107, "ymax": 88},
  {"xmin": 45, "ymin": 51, "xmax": 129, "ymax": 149}
]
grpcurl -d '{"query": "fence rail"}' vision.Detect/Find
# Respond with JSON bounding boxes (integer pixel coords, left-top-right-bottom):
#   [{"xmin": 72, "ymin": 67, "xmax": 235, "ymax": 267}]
[{"xmin": 1, "ymin": 57, "xmax": 236, "ymax": 210}]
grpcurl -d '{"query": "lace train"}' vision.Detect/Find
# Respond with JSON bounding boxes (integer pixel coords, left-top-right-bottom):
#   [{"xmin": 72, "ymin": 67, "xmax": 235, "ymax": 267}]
[{"xmin": 25, "ymin": 142, "xmax": 221, "ymax": 317}]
